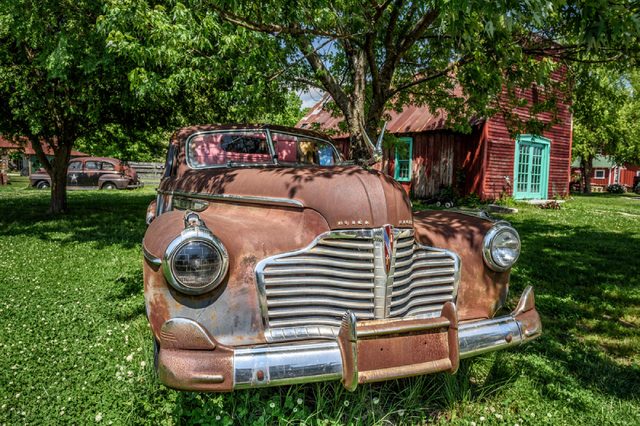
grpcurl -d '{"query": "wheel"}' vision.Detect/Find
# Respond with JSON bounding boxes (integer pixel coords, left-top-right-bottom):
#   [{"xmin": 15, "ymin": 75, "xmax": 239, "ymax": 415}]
[
  {"xmin": 36, "ymin": 180, "xmax": 50, "ymax": 189},
  {"xmin": 102, "ymin": 182, "xmax": 117, "ymax": 190}
]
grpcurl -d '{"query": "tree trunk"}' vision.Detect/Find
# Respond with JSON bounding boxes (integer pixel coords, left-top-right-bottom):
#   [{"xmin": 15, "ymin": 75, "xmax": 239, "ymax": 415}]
[
  {"xmin": 49, "ymin": 142, "xmax": 71, "ymax": 214},
  {"xmin": 581, "ymin": 156, "xmax": 593, "ymax": 194}
]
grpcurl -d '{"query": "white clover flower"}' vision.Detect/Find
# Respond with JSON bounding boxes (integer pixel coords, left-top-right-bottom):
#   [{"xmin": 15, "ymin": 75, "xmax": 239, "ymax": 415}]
[
  {"xmin": 215, "ymin": 415, "xmax": 221, "ymax": 421},
  {"xmin": 480, "ymin": 416, "xmax": 486, "ymax": 422},
  {"xmin": 372, "ymin": 397, "xmax": 379, "ymax": 405},
  {"xmin": 344, "ymin": 400, "xmax": 350, "ymax": 407},
  {"xmin": 269, "ymin": 402, "xmax": 276, "ymax": 409},
  {"xmin": 293, "ymin": 408, "xmax": 298, "ymax": 413},
  {"xmin": 125, "ymin": 354, "xmax": 133, "ymax": 362},
  {"xmin": 140, "ymin": 361, "xmax": 146, "ymax": 368},
  {"xmin": 297, "ymin": 398, "xmax": 303, "ymax": 405},
  {"xmin": 471, "ymin": 422, "xmax": 476, "ymax": 426},
  {"xmin": 95, "ymin": 413, "xmax": 103, "ymax": 422},
  {"xmin": 398, "ymin": 410, "xmax": 405, "ymax": 417},
  {"xmin": 495, "ymin": 413, "xmax": 503, "ymax": 419}
]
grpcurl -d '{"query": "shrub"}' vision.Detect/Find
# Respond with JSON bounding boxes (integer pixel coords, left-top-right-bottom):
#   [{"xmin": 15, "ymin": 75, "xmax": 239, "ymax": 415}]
[
  {"xmin": 539, "ymin": 200, "xmax": 562, "ymax": 209},
  {"xmin": 607, "ymin": 183, "xmax": 626, "ymax": 194},
  {"xmin": 634, "ymin": 182, "xmax": 640, "ymax": 194}
]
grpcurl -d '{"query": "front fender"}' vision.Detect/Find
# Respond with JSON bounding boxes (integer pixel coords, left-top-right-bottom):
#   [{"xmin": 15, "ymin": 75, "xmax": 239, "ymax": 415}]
[
  {"xmin": 413, "ymin": 210, "xmax": 510, "ymax": 321},
  {"xmin": 142, "ymin": 204, "xmax": 330, "ymax": 347}
]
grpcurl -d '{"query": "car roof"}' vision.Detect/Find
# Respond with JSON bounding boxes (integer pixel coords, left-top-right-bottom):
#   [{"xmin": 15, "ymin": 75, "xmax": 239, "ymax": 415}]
[
  {"xmin": 170, "ymin": 124, "xmax": 334, "ymax": 145},
  {"xmin": 72, "ymin": 156, "xmax": 121, "ymax": 163}
]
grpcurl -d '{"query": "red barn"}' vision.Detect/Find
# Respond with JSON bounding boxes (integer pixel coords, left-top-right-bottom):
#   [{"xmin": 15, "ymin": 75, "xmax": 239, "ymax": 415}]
[
  {"xmin": 298, "ymin": 76, "xmax": 573, "ymax": 201},
  {"xmin": 571, "ymin": 155, "xmax": 640, "ymax": 192}
]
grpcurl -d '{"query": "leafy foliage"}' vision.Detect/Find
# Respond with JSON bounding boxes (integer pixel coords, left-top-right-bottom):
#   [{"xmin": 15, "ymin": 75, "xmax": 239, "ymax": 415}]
[
  {"xmin": 0, "ymin": 0, "xmax": 303, "ymax": 212},
  {"xmin": 208, "ymin": 0, "xmax": 640, "ymax": 160},
  {"xmin": 572, "ymin": 67, "xmax": 640, "ymax": 192},
  {"xmin": 606, "ymin": 183, "xmax": 626, "ymax": 194}
]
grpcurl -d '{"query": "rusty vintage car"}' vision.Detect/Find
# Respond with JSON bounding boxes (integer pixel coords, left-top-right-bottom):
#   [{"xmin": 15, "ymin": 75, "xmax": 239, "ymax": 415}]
[
  {"xmin": 142, "ymin": 124, "xmax": 541, "ymax": 392},
  {"xmin": 30, "ymin": 156, "xmax": 143, "ymax": 190}
]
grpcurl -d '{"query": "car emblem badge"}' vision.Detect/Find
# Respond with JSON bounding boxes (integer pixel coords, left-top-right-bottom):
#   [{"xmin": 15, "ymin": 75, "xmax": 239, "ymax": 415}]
[{"xmin": 383, "ymin": 225, "xmax": 394, "ymax": 275}]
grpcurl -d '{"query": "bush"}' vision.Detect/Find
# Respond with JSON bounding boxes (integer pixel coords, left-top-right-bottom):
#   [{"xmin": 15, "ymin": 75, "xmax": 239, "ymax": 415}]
[
  {"xmin": 607, "ymin": 183, "xmax": 626, "ymax": 194},
  {"xmin": 634, "ymin": 182, "xmax": 640, "ymax": 194}
]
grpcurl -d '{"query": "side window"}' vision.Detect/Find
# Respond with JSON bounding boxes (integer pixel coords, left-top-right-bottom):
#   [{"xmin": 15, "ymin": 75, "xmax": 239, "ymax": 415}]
[
  {"xmin": 102, "ymin": 162, "xmax": 116, "ymax": 171},
  {"xmin": 594, "ymin": 169, "xmax": 605, "ymax": 179},
  {"xmin": 394, "ymin": 137, "xmax": 413, "ymax": 182},
  {"xmin": 68, "ymin": 161, "xmax": 82, "ymax": 171},
  {"xmin": 85, "ymin": 161, "xmax": 100, "ymax": 170},
  {"xmin": 271, "ymin": 132, "xmax": 338, "ymax": 165}
]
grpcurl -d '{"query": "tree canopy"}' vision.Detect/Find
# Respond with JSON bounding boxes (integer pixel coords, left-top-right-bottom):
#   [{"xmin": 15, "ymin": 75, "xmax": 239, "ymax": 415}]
[
  {"xmin": 208, "ymin": 0, "xmax": 640, "ymax": 160},
  {"xmin": 572, "ymin": 67, "xmax": 640, "ymax": 191},
  {"xmin": 0, "ymin": 0, "xmax": 300, "ymax": 212}
]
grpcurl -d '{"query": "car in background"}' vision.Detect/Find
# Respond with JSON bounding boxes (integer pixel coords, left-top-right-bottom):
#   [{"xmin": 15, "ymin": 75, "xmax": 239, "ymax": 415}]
[{"xmin": 30, "ymin": 156, "xmax": 143, "ymax": 190}]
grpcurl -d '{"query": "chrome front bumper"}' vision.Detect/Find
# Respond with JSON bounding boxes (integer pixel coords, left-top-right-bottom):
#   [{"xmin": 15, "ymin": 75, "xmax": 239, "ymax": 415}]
[{"xmin": 157, "ymin": 287, "xmax": 541, "ymax": 392}]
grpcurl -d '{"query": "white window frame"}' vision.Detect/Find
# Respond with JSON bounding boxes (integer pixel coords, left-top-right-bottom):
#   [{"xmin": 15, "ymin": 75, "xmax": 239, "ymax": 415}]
[{"xmin": 594, "ymin": 169, "xmax": 605, "ymax": 179}]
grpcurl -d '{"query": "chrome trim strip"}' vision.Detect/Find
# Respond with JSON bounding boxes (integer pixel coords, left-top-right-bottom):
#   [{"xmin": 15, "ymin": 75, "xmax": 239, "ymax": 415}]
[
  {"xmin": 143, "ymin": 246, "xmax": 162, "ymax": 266},
  {"xmin": 233, "ymin": 342, "xmax": 343, "ymax": 388},
  {"xmin": 157, "ymin": 189, "xmax": 304, "ymax": 209}
]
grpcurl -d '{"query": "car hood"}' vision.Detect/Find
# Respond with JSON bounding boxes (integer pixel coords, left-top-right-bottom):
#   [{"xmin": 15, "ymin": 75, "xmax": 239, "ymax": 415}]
[{"xmin": 159, "ymin": 166, "xmax": 413, "ymax": 229}]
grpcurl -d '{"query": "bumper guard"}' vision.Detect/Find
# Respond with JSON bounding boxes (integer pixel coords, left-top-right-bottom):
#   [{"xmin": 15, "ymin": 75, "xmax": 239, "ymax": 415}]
[{"xmin": 157, "ymin": 286, "xmax": 541, "ymax": 391}]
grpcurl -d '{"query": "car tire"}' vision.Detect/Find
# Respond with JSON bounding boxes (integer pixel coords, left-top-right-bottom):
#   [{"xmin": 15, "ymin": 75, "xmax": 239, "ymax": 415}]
[
  {"xmin": 36, "ymin": 181, "xmax": 50, "ymax": 189},
  {"xmin": 101, "ymin": 182, "xmax": 117, "ymax": 190}
]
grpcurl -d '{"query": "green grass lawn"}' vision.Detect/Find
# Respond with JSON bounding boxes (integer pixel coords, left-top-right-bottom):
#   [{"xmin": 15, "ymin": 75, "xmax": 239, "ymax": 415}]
[{"xmin": 0, "ymin": 181, "xmax": 639, "ymax": 425}]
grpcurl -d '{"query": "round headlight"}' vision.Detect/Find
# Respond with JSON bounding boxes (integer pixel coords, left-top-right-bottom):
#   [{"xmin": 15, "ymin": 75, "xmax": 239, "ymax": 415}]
[
  {"xmin": 163, "ymin": 228, "xmax": 229, "ymax": 295},
  {"xmin": 482, "ymin": 223, "xmax": 521, "ymax": 271}
]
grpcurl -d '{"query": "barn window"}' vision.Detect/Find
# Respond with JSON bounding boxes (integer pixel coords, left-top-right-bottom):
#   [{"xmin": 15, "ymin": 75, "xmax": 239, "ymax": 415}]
[
  {"xmin": 394, "ymin": 137, "xmax": 413, "ymax": 182},
  {"xmin": 594, "ymin": 169, "xmax": 605, "ymax": 179}
]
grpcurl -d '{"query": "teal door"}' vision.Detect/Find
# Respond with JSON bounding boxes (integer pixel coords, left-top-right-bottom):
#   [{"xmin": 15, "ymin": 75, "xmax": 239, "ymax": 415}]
[{"xmin": 513, "ymin": 135, "xmax": 550, "ymax": 200}]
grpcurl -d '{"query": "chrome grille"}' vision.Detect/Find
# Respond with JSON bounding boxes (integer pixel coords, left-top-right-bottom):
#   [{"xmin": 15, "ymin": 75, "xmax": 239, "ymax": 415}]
[
  {"xmin": 256, "ymin": 228, "xmax": 459, "ymax": 342},
  {"xmin": 390, "ymin": 233, "xmax": 459, "ymax": 318}
]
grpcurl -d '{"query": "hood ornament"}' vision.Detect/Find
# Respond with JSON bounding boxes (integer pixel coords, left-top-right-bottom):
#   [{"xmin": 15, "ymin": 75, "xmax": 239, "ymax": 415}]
[{"xmin": 382, "ymin": 224, "xmax": 394, "ymax": 275}]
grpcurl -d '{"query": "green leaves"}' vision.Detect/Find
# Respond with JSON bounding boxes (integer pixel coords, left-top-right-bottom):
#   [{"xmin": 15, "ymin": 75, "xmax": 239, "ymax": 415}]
[{"xmin": 572, "ymin": 66, "xmax": 640, "ymax": 166}]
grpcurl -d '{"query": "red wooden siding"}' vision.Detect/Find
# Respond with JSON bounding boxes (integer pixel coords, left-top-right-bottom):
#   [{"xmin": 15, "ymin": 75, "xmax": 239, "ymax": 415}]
[
  {"xmin": 571, "ymin": 165, "xmax": 640, "ymax": 189},
  {"xmin": 483, "ymin": 68, "xmax": 573, "ymax": 199},
  {"xmin": 381, "ymin": 127, "xmax": 484, "ymax": 199}
]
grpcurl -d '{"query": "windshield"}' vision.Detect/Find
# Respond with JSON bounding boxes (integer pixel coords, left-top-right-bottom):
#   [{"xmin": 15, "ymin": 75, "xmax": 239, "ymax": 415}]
[{"xmin": 186, "ymin": 130, "xmax": 340, "ymax": 168}]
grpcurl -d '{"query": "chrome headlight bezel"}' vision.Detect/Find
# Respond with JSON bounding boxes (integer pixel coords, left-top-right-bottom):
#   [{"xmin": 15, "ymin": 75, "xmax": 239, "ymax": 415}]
[
  {"xmin": 482, "ymin": 222, "xmax": 521, "ymax": 272},
  {"xmin": 162, "ymin": 225, "xmax": 229, "ymax": 295}
]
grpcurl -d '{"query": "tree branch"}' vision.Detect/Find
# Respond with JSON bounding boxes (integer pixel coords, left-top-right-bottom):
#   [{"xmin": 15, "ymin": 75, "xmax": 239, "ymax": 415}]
[
  {"xmin": 209, "ymin": 3, "xmax": 355, "ymax": 40},
  {"xmin": 293, "ymin": 36, "xmax": 350, "ymax": 113},
  {"xmin": 390, "ymin": 56, "xmax": 471, "ymax": 95}
]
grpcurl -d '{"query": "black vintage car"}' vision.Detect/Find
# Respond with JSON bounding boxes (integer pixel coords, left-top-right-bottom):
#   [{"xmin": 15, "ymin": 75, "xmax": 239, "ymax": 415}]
[{"xmin": 30, "ymin": 156, "xmax": 143, "ymax": 190}]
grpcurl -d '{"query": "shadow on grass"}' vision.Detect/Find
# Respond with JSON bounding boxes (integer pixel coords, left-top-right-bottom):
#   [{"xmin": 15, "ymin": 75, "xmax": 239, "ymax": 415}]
[
  {"xmin": 502, "ymin": 217, "xmax": 640, "ymax": 401},
  {"xmin": 0, "ymin": 190, "xmax": 154, "ymax": 249}
]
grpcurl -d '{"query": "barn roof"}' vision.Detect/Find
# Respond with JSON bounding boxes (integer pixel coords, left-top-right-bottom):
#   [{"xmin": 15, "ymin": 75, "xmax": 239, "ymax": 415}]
[
  {"xmin": 0, "ymin": 136, "xmax": 87, "ymax": 157},
  {"xmin": 296, "ymin": 96, "xmax": 474, "ymax": 138},
  {"xmin": 571, "ymin": 155, "xmax": 617, "ymax": 168}
]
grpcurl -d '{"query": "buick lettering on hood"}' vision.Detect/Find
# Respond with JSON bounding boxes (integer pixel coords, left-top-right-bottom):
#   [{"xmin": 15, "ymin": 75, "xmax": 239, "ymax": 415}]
[{"xmin": 142, "ymin": 124, "xmax": 541, "ymax": 391}]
